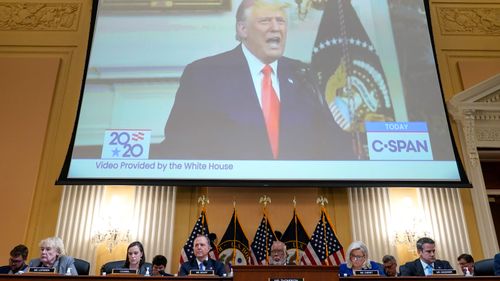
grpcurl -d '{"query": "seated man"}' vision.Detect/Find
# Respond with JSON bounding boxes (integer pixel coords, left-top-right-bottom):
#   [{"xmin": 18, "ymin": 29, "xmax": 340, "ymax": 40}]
[
  {"xmin": 1, "ymin": 245, "xmax": 29, "ymax": 274},
  {"xmin": 382, "ymin": 255, "xmax": 398, "ymax": 277},
  {"xmin": 457, "ymin": 253, "xmax": 474, "ymax": 276},
  {"xmin": 151, "ymin": 255, "xmax": 172, "ymax": 276},
  {"xmin": 269, "ymin": 241, "xmax": 287, "ymax": 265},
  {"xmin": 179, "ymin": 235, "xmax": 225, "ymax": 277},
  {"xmin": 400, "ymin": 237, "xmax": 452, "ymax": 276}
]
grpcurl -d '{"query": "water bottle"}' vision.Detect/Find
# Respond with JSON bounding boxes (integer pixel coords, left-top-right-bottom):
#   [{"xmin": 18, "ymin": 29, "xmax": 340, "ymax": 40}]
[
  {"xmin": 65, "ymin": 268, "xmax": 72, "ymax": 276},
  {"xmin": 144, "ymin": 267, "xmax": 150, "ymax": 277}
]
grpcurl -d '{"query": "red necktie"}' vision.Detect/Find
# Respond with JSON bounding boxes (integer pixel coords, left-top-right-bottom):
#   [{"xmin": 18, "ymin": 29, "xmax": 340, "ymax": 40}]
[{"xmin": 261, "ymin": 65, "xmax": 280, "ymax": 159}]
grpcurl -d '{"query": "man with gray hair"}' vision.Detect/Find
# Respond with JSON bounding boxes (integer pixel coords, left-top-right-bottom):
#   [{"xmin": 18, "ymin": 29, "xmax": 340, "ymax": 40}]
[
  {"xmin": 400, "ymin": 237, "xmax": 453, "ymax": 276},
  {"xmin": 269, "ymin": 241, "xmax": 287, "ymax": 265},
  {"xmin": 160, "ymin": 0, "xmax": 352, "ymax": 160}
]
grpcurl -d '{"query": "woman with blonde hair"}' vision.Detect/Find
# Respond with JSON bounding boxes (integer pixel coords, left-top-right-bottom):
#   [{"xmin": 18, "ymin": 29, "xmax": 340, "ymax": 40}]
[
  {"xmin": 339, "ymin": 241, "xmax": 385, "ymax": 276},
  {"xmin": 28, "ymin": 237, "xmax": 78, "ymax": 275}
]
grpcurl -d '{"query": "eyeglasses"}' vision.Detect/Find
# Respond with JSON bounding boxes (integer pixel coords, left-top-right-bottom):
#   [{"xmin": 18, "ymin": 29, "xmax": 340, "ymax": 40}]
[
  {"xmin": 350, "ymin": 255, "xmax": 365, "ymax": 261},
  {"xmin": 9, "ymin": 258, "xmax": 24, "ymax": 264},
  {"xmin": 271, "ymin": 250, "xmax": 285, "ymax": 255}
]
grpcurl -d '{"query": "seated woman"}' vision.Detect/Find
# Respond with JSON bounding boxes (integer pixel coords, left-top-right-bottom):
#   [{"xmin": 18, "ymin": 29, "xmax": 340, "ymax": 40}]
[
  {"xmin": 339, "ymin": 241, "xmax": 385, "ymax": 277},
  {"xmin": 28, "ymin": 237, "xmax": 78, "ymax": 275},
  {"xmin": 123, "ymin": 241, "xmax": 149, "ymax": 275}
]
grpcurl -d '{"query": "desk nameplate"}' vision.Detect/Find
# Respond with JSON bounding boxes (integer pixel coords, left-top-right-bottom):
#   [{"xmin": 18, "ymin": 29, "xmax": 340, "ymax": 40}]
[
  {"xmin": 27, "ymin": 267, "xmax": 55, "ymax": 274},
  {"xmin": 433, "ymin": 269, "xmax": 457, "ymax": 275},
  {"xmin": 354, "ymin": 270, "xmax": 379, "ymax": 276},
  {"xmin": 189, "ymin": 269, "xmax": 215, "ymax": 276}
]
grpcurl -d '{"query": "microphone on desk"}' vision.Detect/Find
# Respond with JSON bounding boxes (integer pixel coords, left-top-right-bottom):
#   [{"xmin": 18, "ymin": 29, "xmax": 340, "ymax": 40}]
[{"xmin": 202, "ymin": 260, "xmax": 211, "ymax": 270}]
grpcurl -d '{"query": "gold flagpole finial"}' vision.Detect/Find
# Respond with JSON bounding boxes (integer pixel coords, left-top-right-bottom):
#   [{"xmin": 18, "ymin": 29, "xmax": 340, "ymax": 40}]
[
  {"xmin": 259, "ymin": 195, "xmax": 271, "ymax": 208},
  {"xmin": 198, "ymin": 195, "xmax": 210, "ymax": 208},
  {"xmin": 292, "ymin": 196, "xmax": 297, "ymax": 208},
  {"xmin": 316, "ymin": 196, "xmax": 328, "ymax": 207},
  {"xmin": 233, "ymin": 198, "xmax": 236, "ymax": 209}
]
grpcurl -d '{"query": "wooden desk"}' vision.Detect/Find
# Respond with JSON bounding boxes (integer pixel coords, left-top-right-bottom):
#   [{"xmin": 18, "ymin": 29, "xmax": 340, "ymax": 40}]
[
  {"xmin": 340, "ymin": 277, "xmax": 500, "ymax": 281},
  {"xmin": 0, "ymin": 276, "xmax": 231, "ymax": 281},
  {"xmin": 232, "ymin": 265, "xmax": 339, "ymax": 281},
  {"xmin": 1, "ymin": 272, "xmax": 499, "ymax": 281}
]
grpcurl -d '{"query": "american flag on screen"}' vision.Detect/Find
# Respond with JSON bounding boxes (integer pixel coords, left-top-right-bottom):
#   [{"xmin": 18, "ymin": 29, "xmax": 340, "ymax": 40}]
[
  {"xmin": 249, "ymin": 213, "xmax": 278, "ymax": 265},
  {"xmin": 300, "ymin": 208, "xmax": 345, "ymax": 265},
  {"xmin": 179, "ymin": 209, "xmax": 218, "ymax": 266}
]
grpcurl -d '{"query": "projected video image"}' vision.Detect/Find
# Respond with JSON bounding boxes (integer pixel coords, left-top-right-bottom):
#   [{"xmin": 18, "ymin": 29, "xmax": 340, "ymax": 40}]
[{"xmin": 63, "ymin": 0, "xmax": 465, "ymax": 184}]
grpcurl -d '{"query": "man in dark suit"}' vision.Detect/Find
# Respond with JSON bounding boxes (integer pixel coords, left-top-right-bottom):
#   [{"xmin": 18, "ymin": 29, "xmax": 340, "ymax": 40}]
[
  {"xmin": 457, "ymin": 253, "xmax": 474, "ymax": 276},
  {"xmin": 151, "ymin": 255, "xmax": 173, "ymax": 276},
  {"xmin": 400, "ymin": 237, "xmax": 453, "ymax": 276},
  {"xmin": 156, "ymin": 0, "xmax": 353, "ymax": 160},
  {"xmin": 179, "ymin": 235, "xmax": 225, "ymax": 277},
  {"xmin": 382, "ymin": 254, "xmax": 398, "ymax": 277},
  {"xmin": 0, "ymin": 245, "xmax": 29, "ymax": 274}
]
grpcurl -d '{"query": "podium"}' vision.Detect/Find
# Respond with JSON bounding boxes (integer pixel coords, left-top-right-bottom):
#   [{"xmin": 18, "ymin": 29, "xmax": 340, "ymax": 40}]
[{"xmin": 232, "ymin": 265, "xmax": 339, "ymax": 281}]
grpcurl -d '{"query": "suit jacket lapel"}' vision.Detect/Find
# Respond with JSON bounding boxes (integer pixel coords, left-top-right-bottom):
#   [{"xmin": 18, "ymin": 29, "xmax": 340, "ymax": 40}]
[{"xmin": 416, "ymin": 260, "xmax": 425, "ymax": 276}]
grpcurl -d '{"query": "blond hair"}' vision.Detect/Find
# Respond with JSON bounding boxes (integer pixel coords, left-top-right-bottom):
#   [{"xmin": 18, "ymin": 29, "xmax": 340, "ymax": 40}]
[
  {"xmin": 235, "ymin": 0, "xmax": 289, "ymax": 41},
  {"xmin": 346, "ymin": 241, "xmax": 372, "ymax": 269}
]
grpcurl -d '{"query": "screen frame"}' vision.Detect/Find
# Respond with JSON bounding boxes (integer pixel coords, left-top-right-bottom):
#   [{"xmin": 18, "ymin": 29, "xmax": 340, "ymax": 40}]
[{"xmin": 56, "ymin": 0, "xmax": 471, "ymax": 188}]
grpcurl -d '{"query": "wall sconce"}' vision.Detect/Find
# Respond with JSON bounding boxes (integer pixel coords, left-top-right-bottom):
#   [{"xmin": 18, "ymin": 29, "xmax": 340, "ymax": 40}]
[
  {"xmin": 92, "ymin": 227, "xmax": 131, "ymax": 253},
  {"xmin": 393, "ymin": 218, "xmax": 430, "ymax": 252}
]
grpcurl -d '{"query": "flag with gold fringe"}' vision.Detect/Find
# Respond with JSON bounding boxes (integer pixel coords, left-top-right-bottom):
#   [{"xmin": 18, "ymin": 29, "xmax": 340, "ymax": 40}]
[
  {"xmin": 280, "ymin": 208, "xmax": 310, "ymax": 265},
  {"xmin": 217, "ymin": 208, "xmax": 251, "ymax": 269},
  {"xmin": 300, "ymin": 206, "xmax": 344, "ymax": 265},
  {"xmin": 311, "ymin": 0, "xmax": 395, "ymax": 158}
]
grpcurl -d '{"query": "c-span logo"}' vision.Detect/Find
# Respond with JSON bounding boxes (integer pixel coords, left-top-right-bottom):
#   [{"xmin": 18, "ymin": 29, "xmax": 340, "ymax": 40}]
[
  {"xmin": 366, "ymin": 122, "xmax": 433, "ymax": 160},
  {"xmin": 101, "ymin": 129, "xmax": 151, "ymax": 159}
]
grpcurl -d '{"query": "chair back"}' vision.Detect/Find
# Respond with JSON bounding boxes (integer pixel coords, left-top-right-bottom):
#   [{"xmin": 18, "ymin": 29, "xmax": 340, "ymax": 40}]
[
  {"xmin": 74, "ymin": 258, "xmax": 91, "ymax": 275},
  {"xmin": 101, "ymin": 260, "xmax": 126, "ymax": 275},
  {"xmin": 474, "ymin": 258, "xmax": 494, "ymax": 276},
  {"xmin": 0, "ymin": 265, "xmax": 11, "ymax": 274}
]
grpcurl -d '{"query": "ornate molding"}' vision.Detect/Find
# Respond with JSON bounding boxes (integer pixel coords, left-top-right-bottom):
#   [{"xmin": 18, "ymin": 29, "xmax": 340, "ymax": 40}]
[
  {"xmin": 0, "ymin": 2, "xmax": 80, "ymax": 31},
  {"xmin": 475, "ymin": 111, "xmax": 500, "ymax": 121},
  {"xmin": 463, "ymin": 109, "xmax": 480, "ymax": 167},
  {"xmin": 477, "ymin": 90, "xmax": 500, "ymax": 103},
  {"xmin": 477, "ymin": 127, "xmax": 500, "ymax": 142},
  {"xmin": 437, "ymin": 7, "xmax": 500, "ymax": 35}
]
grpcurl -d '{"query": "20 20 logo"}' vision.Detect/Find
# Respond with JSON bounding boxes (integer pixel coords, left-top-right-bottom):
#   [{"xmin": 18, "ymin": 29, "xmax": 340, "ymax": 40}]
[{"xmin": 101, "ymin": 129, "xmax": 151, "ymax": 159}]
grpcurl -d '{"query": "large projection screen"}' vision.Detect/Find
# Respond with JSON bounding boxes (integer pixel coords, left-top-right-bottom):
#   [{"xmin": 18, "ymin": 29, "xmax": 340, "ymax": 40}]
[{"xmin": 58, "ymin": 0, "xmax": 470, "ymax": 187}]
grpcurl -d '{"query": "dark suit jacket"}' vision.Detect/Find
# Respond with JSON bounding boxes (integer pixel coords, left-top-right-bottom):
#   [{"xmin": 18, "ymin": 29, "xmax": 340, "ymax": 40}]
[
  {"xmin": 494, "ymin": 253, "xmax": 500, "ymax": 276},
  {"xmin": 399, "ymin": 259, "xmax": 453, "ymax": 276},
  {"xmin": 156, "ymin": 45, "xmax": 353, "ymax": 160},
  {"xmin": 178, "ymin": 258, "xmax": 225, "ymax": 277}
]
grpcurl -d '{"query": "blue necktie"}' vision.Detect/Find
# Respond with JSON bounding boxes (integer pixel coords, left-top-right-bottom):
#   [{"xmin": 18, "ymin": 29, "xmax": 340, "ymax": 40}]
[
  {"xmin": 425, "ymin": 264, "xmax": 433, "ymax": 275},
  {"xmin": 199, "ymin": 263, "xmax": 205, "ymax": 271}
]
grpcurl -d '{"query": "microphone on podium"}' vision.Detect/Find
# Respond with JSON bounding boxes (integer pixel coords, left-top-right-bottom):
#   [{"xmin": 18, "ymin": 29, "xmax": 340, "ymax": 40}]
[{"xmin": 202, "ymin": 260, "xmax": 211, "ymax": 270}]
